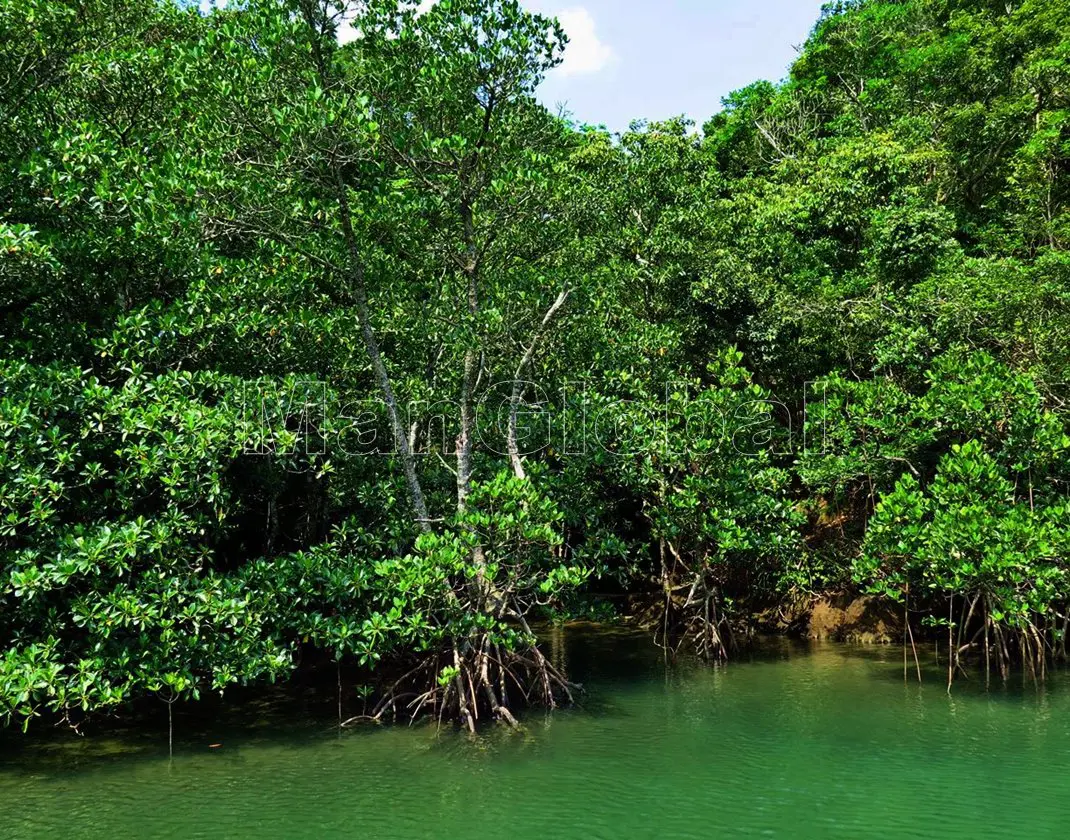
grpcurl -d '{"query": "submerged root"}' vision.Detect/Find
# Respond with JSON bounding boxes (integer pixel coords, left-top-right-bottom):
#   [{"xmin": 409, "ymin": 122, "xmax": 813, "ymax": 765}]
[
  {"xmin": 931, "ymin": 593, "xmax": 1056, "ymax": 690},
  {"xmin": 647, "ymin": 540, "xmax": 743, "ymax": 663},
  {"xmin": 667, "ymin": 599, "xmax": 734, "ymax": 662},
  {"xmin": 651, "ymin": 598, "xmax": 736, "ymax": 662},
  {"xmin": 651, "ymin": 556, "xmax": 736, "ymax": 662},
  {"xmin": 342, "ymin": 634, "xmax": 578, "ymax": 731}
]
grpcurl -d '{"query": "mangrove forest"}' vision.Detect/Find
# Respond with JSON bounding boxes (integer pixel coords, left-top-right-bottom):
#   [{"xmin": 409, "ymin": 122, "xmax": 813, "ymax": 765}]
[{"xmin": 2, "ymin": 0, "xmax": 1070, "ymax": 745}]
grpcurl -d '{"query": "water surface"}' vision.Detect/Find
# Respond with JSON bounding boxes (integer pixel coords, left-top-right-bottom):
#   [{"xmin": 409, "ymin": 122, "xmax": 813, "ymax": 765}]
[{"xmin": 1, "ymin": 628, "xmax": 1068, "ymax": 839}]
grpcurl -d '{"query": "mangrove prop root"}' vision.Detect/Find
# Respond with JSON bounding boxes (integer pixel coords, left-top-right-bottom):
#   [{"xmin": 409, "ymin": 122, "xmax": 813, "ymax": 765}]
[
  {"xmin": 341, "ymin": 637, "xmax": 578, "ymax": 730},
  {"xmin": 933, "ymin": 591, "xmax": 1060, "ymax": 689},
  {"xmin": 651, "ymin": 568, "xmax": 735, "ymax": 662}
]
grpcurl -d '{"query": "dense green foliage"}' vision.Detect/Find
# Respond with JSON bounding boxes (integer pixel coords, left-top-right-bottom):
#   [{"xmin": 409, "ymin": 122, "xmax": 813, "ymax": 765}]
[{"xmin": 2, "ymin": 0, "xmax": 1068, "ymax": 729}]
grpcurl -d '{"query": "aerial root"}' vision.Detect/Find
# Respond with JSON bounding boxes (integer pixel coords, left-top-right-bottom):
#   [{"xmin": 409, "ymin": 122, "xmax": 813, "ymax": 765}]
[
  {"xmin": 341, "ymin": 634, "xmax": 578, "ymax": 730},
  {"xmin": 938, "ymin": 594, "xmax": 1056, "ymax": 689}
]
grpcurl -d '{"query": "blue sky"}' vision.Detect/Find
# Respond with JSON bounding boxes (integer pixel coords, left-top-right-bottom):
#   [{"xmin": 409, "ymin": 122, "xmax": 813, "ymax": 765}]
[
  {"xmin": 209, "ymin": 1, "xmax": 831, "ymax": 131},
  {"xmin": 310, "ymin": 0, "xmax": 832, "ymax": 132},
  {"xmin": 523, "ymin": 0, "xmax": 829, "ymax": 131}
]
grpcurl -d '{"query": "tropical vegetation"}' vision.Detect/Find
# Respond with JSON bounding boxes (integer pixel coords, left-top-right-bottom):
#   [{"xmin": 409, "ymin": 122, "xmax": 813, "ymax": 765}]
[{"xmin": 2, "ymin": 0, "xmax": 1068, "ymax": 730}]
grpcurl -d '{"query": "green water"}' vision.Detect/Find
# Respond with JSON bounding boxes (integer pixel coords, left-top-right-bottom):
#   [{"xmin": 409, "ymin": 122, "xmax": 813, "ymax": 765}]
[{"xmin": 2, "ymin": 629, "xmax": 1069, "ymax": 839}]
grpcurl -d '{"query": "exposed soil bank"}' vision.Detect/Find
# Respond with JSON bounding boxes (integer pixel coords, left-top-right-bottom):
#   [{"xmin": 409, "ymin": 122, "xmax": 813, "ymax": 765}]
[
  {"xmin": 753, "ymin": 592, "xmax": 902, "ymax": 645},
  {"xmin": 806, "ymin": 593, "xmax": 902, "ymax": 644}
]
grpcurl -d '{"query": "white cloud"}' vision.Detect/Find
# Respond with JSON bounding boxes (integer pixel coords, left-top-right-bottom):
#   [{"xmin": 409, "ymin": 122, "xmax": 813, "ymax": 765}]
[
  {"xmin": 338, "ymin": 19, "xmax": 361, "ymax": 45},
  {"xmin": 384, "ymin": 1, "xmax": 616, "ymax": 78},
  {"xmin": 339, "ymin": 0, "xmax": 435, "ymax": 43},
  {"xmin": 555, "ymin": 7, "xmax": 614, "ymax": 77},
  {"xmin": 338, "ymin": 1, "xmax": 614, "ymax": 77}
]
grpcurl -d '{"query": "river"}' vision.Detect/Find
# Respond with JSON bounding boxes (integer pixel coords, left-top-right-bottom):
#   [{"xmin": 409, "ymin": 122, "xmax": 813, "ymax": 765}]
[{"xmin": 1, "ymin": 627, "xmax": 1067, "ymax": 839}]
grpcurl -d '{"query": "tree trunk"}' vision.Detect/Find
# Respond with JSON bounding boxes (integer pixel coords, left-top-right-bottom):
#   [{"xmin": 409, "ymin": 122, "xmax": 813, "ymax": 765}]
[
  {"xmin": 335, "ymin": 171, "xmax": 431, "ymax": 533},
  {"xmin": 508, "ymin": 288, "xmax": 570, "ymax": 480},
  {"xmin": 301, "ymin": 9, "xmax": 430, "ymax": 533}
]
